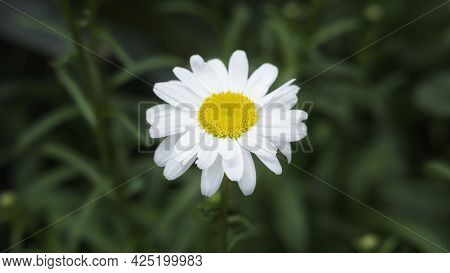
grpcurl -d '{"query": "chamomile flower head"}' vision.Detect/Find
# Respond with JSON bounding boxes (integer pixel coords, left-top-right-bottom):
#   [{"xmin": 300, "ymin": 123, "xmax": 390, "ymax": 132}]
[{"xmin": 146, "ymin": 50, "xmax": 308, "ymax": 197}]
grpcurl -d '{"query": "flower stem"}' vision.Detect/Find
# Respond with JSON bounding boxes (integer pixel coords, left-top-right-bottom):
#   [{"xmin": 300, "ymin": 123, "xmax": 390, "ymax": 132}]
[
  {"xmin": 61, "ymin": 0, "xmax": 119, "ymax": 188},
  {"xmin": 219, "ymin": 178, "xmax": 230, "ymax": 252}
]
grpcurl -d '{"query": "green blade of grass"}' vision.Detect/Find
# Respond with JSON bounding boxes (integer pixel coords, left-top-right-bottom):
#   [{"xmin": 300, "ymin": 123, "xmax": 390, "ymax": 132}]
[
  {"xmin": 55, "ymin": 67, "xmax": 97, "ymax": 127},
  {"xmin": 15, "ymin": 106, "xmax": 79, "ymax": 152}
]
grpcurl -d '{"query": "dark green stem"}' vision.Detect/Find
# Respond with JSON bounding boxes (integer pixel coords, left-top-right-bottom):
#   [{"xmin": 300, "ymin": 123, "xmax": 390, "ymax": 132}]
[
  {"xmin": 61, "ymin": 0, "xmax": 89, "ymax": 85},
  {"xmin": 219, "ymin": 178, "xmax": 230, "ymax": 252},
  {"xmin": 61, "ymin": 0, "xmax": 118, "ymax": 187}
]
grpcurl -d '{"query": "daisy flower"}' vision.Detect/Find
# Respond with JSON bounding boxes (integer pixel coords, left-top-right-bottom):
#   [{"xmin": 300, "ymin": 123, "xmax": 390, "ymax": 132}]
[{"xmin": 146, "ymin": 50, "xmax": 308, "ymax": 197}]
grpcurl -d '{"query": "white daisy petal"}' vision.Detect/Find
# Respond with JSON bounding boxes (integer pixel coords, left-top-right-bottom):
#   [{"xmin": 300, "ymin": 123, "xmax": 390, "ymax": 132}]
[
  {"xmin": 238, "ymin": 127, "xmax": 277, "ymax": 155},
  {"xmin": 244, "ymin": 63, "xmax": 278, "ymax": 100},
  {"xmin": 173, "ymin": 67, "xmax": 211, "ymax": 98},
  {"xmin": 254, "ymin": 151, "xmax": 282, "ymax": 175},
  {"xmin": 197, "ymin": 148, "xmax": 218, "ymax": 169},
  {"xmin": 196, "ymin": 133, "xmax": 219, "ymax": 169},
  {"xmin": 260, "ymin": 122, "xmax": 307, "ymax": 143},
  {"xmin": 146, "ymin": 104, "xmax": 196, "ymax": 125},
  {"xmin": 172, "ymin": 127, "xmax": 202, "ymax": 163},
  {"xmin": 218, "ymin": 138, "xmax": 235, "ymax": 160},
  {"xmin": 276, "ymin": 94, "xmax": 299, "ymax": 109},
  {"xmin": 291, "ymin": 109, "xmax": 308, "ymax": 123},
  {"xmin": 228, "ymin": 50, "xmax": 248, "ymax": 92},
  {"xmin": 149, "ymin": 124, "xmax": 191, "ymax": 138},
  {"xmin": 239, "ymin": 129, "xmax": 282, "ymax": 174},
  {"xmin": 146, "ymin": 104, "xmax": 170, "ymax": 125},
  {"xmin": 257, "ymin": 107, "xmax": 308, "ymax": 142},
  {"xmin": 207, "ymin": 58, "xmax": 229, "ymax": 91},
  {"xmin": 182, "ymin": 148, "xmax": 199, "ymax": 165},
  {"xmin": 275, "ymin": 141, "xmax": 292, "ymax": 163},
  {"xmin": 163, "ymin": 157, "xmax": 196, "ymax": 180},
  {"xmin": 190, "ymin": 55, "xmax": 222, "ymax": 93},
  {"xmin": 148, "ymin": 107, "xmax": 197, "ymax": 138},
  {"xmin": 154, "ymin": 81, "xmax": 203, "ymax": 109},
  {"xmin": 258, "ymin": 108, "xmax": 308, "ymax": 125},
  {"xmin": 290, "ymin": 110, "xmax": 308, "ymax": 123},
  {"xmin": 240, "ymin": 133, "xmax": 280, "ymax": 174},
  {"xmin": 257, "ymin": 79, "xmax": 299, "ymax": 109},
  {"xmin": 238, "ymin": 149, "xmax": 256, "ymax": 196},
  {"xmin": 154, "ymin": 134, "xmax": 182, "ymax": 167},
  {"xmin": 222, "ymin": 141, "xmax": 244, "ymax": 181},
  {"xmin": 200, "ymin": 156, "xmax": 224, "ymax": 197},
  {"xmin": 172, "ymin": 144, "xmax": 199, "ymax": 165}
]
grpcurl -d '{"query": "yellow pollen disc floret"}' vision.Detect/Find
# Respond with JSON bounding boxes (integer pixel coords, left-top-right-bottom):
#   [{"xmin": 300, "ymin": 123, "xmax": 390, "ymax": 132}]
[{"xmin": 198, "ymin": 92, "xmax": 258, "ymax": 139}]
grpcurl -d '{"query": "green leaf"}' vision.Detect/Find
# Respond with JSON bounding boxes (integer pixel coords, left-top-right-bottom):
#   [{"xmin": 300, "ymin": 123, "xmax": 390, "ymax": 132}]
[
  {"xmin": 82, "ymin": 219, "xmax": 123, "ymax": 251},
  {"xmin": 387, "ymin": 219, "xmax": 448, "ymax": 252},
  {"xmin": 109, "ymin": 56, "xmax": 182, "ymax": 88},
  {"xmin": 106, "ymin": 110, "xmax": 146, "ymax": 143},
  {"xmin": 378, "ymin": 237, "xmax": 400, "ymax": 253},
  {"xmin": 414, "ymin": 72, "xmax": 450, "ymax": 118},
  {"xmin": 424, "ymin": 161, "xmax": 450, "ymax": 182},
  {"xmin": 223, "ymin": 6, "xmax": 250, "ymax": 56},
  {"xmin": 154, "ymin": 180, "xmax": 199, "ymax": 238},
  {"xmin": 97, "ymin": 29, "xmax": 134, "ymax": 67},
  {"xmin": 21, "ymin": 167, "xmax": 78, "ymax": 208},
  {"xmin": 228, "ymin": 230, "xmax": 251, "ymax": 252},
  {"xmin": 27, "ymin": 167, "xmax": 78, "ymax": 194},
  {"xmin": 310, "ymin": 18, "xmax": 358, "ymax": 47},
  {"xmin": 158, "ymin": 0, "xmax": 210, "ymax": 20},
  {"xmin": 227, "ymin": 214, "xmax": 254, "ymax": 252},
  {"xmin": 272, "ymin": 183, "xmax": 309, "ymax": 251},
  {"xmin": 15, "ymin": 106, "xmax": 79, "ymax": 152},
  {"xmin": 55, "ymin": 68, "xmax": 97, "ymax": 126},
  {"xmin": 268, "ymin": 17, "xmax": 300, "ymax": 79},
  {"xmin": 67, "ymin": 188, "xmax": 103, "ymax": 251},
  {"xmin": 3, "ymin": 6, "xmax": 69, "ymax": 56},
  {"xmin": 41, "ymin": 143, "xmax": 106, "ymax": 187}
]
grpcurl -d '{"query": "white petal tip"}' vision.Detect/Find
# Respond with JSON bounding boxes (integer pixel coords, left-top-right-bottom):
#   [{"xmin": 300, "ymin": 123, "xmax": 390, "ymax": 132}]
[
  {"xmin": 196, "ymin": 163, "xmax": 208, "ymax": 170},
  {"xmin": 241, "ymin": 190, "xmax": 254, "ymax": 196},
  {"xmin": 154, "ymin": 160, "xmax": 165, "ymax": 168},
  {"xmin": 202, "ymin": 192, "xmax": 214, "ymax": 198},
  {"xmin": 145, "ymin": 109, "xmax": 153, "ymax": 124},
  {"xmin": 153, "ymin": 82, "xmax": 163, "ymax": 90},
  {"xmin": 226, "ymin": 175, "xmax": 239, "ymax": 182},
  {"xmin": 233, "ymin": 49, "xmax": 245, "ymax": 54},
  {"xmin": 172, "ymin": 67, "xmax": 182, "ymax": 75},
  {"xmin": 230, "ymin": 50, "xmax": 247, "ymax": 60},
  {"xmin": 163, "ymin": 173, "xmax": 175, "ymax": 181},
  {"xmin": 149, "ymin": 128, "xmax": 156, "ymax": 138},
  {"xmin": 190, "ymin": 54, "xmax": 202, "ymax": 60},
  {"xmin": 201, "ymin": 186, "xmax": 220, "ymax": 197},
  {"xmin": 224, "ymin": 168, "xmax": 244, "ymax": 182}
]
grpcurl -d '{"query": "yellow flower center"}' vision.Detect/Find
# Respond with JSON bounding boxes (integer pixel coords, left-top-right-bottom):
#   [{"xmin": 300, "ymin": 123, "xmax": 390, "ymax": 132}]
[{"xmin": 198, "ymin": 92, "xmax": 258, "ymax": 139}]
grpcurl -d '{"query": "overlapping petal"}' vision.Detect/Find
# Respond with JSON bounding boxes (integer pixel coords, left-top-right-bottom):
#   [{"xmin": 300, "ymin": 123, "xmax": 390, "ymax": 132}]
[
  {"xmin": 228, "ymin": 50, "xmax": 248, "ymax": 92},
  {"xmin": 201, "ymin": 156, "xmax": 224, "ymax": 197},
  {"xmin": 244, "ymin": 63, "xmax": 278, "ymax": 100}
]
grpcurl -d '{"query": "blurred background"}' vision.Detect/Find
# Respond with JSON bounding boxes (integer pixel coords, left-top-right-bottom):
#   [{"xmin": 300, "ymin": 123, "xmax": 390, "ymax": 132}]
[{"xmin": 1, "ymin": 0, "xmax": 450, "ymax": 253}]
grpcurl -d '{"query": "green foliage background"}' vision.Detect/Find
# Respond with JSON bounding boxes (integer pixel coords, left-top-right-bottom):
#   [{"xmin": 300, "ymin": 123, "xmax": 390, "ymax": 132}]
[{"xmin": 1, "ymin": 0, "xmax": 449, "ymax": 252}]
